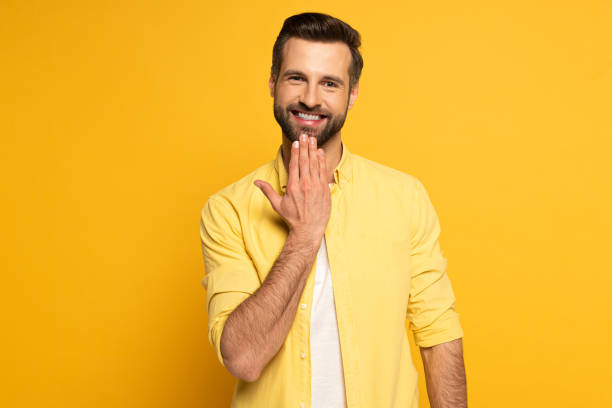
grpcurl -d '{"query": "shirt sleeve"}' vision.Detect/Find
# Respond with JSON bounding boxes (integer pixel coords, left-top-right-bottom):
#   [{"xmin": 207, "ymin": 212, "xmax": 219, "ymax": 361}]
[
  {"xmin": 406, "ymin": 177, "xmax": 464, "ymax": 348},
  {"xmin": 200, "ymin": 196, "xmax": 261, "ymax": 368}
]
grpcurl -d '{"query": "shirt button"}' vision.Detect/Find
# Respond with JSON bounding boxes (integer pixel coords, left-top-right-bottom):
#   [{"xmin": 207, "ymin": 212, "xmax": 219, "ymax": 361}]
[
  {"xmin": 300, "ymin": 403, "xmax": 305, "ymax": 408},
  {"xmin": 300, "ymin": 352, "xmax": 306, "ymax": 359},
  {"xmin": 300, "ymin": 303, "xmax": 307, "ymax": 309}
]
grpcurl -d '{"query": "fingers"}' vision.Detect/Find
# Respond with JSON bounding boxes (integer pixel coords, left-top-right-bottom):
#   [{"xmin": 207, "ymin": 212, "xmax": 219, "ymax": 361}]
[
  {"xmin": 308, "ymin": 136, "xmax": 319, "ymax": 180},
  {"xmin": 287, "ymin": 140, "xmax": 299, "ymax": 187},
  {"xmin": 254, "ymin": 180, "xmax": 281, "ymax": 212},
  {"xmin": 298, "ymin": 133, "xmax": 310, "ymax": 179},
  {"xmin": 318, "ymin": 148, "xmax": 327, "ymax": 184},
  {"xmin": 288, "ymin": 133, "xmax": 321, "ymax": 190}
]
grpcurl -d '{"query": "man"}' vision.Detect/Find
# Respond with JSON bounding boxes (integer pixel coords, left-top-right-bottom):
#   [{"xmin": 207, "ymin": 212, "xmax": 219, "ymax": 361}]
[{"xmin": 200, "ymin": 12, "xmax": 467, "ymax": 408}]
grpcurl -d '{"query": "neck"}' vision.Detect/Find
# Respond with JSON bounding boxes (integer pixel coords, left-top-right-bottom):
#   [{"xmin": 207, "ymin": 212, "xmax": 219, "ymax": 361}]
[{"xmin": 281, "ymin": 133, "xmax": 342, "ymax": 184}]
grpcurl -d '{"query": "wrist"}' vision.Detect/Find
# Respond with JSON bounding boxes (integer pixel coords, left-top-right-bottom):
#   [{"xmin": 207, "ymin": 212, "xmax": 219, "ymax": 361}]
[{"xmin": 287, "ymin": 229, "xmax": 322, "ymax": 252}]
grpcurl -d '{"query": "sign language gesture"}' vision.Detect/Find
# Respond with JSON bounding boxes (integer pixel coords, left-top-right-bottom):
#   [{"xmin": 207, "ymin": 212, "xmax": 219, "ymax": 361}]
[{"xmin": 254, "ymin": 134, "xmax": 332, "ymax": 244}]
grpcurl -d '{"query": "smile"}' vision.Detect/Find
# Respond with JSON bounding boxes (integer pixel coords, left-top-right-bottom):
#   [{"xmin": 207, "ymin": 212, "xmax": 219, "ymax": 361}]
[{"xmin": 291, "ymin": 110, "xmax": 327, "ymax": 125}]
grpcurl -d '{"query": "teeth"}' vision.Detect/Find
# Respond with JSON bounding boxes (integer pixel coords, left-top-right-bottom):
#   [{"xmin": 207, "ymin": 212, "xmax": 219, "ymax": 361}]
[{"xmin": 296, "ymin": 111, "xmax": 322, "ymax": 120}]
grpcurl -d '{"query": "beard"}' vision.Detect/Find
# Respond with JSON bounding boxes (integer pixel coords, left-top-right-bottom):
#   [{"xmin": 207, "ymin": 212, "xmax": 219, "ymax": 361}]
[{"xmin": 273, "ymin": 97, "xmax": 349, "ymax": 147}]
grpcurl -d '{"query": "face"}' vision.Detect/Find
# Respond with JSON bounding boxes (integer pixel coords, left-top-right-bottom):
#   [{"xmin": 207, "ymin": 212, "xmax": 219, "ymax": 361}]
[{"xmin": 270, "ymin": 37, "xmax": 359, "ymax": 146}]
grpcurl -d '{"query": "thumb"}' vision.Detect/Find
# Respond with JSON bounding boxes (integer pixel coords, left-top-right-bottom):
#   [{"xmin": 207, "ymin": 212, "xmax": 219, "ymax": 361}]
[{"xmin": 254, "ymin": 180, "xmax": 281, "ymax": 212}]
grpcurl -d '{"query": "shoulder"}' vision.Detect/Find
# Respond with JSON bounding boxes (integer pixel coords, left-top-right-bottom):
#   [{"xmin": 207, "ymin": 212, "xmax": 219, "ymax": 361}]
[
  {"xmin": 351, "ymin": 153, "xmax": 424, "ymax": 196},
  {"xmin": 202, "ymin": 159, "xmax": 276, "ymax": 215}
]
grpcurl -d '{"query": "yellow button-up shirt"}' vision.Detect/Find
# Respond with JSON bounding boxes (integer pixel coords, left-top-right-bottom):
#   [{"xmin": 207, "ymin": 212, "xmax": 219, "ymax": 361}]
[{"xmin": 200, "ymin": 141, "xmax": 464, "ymax": 408}]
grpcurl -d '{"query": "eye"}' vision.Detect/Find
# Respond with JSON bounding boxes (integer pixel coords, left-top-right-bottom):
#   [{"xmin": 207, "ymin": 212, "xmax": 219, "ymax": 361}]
[
  {"xmin": 288, "ymin": 76, "xmax": 303, "ymax": 81},
  {"xmin": 323, "ymin": 81, "xmax": 337, "ymax": 88}
]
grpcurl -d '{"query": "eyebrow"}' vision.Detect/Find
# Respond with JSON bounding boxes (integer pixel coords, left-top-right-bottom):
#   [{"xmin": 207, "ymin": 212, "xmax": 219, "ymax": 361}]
[{"xmin": 282, "ymin": 70, "xmax": 345, "ymax": 87}]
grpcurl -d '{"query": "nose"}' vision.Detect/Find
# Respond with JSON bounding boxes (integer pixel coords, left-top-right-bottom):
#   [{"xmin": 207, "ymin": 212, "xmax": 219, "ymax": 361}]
[{"xmin": 299, "ymin": 80, "xmax": 322, "ymax": 109}]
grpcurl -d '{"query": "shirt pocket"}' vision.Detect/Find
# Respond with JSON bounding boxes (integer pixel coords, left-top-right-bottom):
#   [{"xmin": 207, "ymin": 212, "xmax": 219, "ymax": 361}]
[{"xmin": 360, "ymin": 231, "xmax": 412, "ymax": 309}]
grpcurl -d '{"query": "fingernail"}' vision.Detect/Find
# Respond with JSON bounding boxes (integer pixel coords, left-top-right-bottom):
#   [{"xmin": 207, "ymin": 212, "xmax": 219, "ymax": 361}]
[
  {"xmin": 300, "ymin": 134, "xmax": 306, "ymax": 142},
  {"xmin": 293, "ymin": 140, "xmax": 299, "ymax": 149},
  {"xmin": 310, "ymin": 137, "xmax": 315, "ymax": 145}
]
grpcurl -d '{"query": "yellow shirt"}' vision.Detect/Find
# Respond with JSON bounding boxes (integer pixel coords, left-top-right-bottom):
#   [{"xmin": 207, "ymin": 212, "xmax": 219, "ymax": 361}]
[{"xmin": 200, "ymin": 141, "xmax": 464, "ymax": 408}]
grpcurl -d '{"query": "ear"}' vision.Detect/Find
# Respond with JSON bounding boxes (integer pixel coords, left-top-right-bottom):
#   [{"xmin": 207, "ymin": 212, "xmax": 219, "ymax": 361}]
[
  {"xmin": 348, "ymin": 82, "xmax": 359, "ymax": 109},
  {"xmin": 269, "ymin": 75, "xmax": 276, "ymax": 98}
]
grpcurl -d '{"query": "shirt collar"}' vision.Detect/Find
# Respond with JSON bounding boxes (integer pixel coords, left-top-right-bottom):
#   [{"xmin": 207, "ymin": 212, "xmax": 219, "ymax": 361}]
[{"xmin": 273, "ymin": 140, "xmax": 354, "ymax": 193}]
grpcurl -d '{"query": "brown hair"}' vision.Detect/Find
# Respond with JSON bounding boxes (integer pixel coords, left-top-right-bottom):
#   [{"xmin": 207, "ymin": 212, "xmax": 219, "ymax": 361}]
[{"xmin": 271, "ymin": 12, "xmax": 364, "ymax": 92}]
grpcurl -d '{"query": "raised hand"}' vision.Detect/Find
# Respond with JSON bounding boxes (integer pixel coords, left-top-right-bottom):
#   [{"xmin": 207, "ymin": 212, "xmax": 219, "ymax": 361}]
[{"xmin": 254, "ymin": 134, "xmax": 331, "ymax": 244}]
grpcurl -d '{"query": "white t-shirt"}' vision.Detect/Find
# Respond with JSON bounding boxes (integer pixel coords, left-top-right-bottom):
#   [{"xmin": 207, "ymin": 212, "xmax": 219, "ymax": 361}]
[{"xmin": 310, "ymin": 183, "xmax": 347, "ymax": 408}]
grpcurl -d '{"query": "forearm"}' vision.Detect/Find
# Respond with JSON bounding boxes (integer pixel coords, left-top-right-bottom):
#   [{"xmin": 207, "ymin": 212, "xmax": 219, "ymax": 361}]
[
  {"xmin": 220, "ymin": 231, "xmax": 319, "ymax": 381},
  {"xmin": 420, "ymin": 338, "xmax": 467, "ymax": 408}
]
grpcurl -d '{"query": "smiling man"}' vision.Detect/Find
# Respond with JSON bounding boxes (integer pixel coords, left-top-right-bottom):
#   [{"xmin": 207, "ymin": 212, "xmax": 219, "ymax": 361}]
[{"xmin": 200, "ymin": 12, "xmax": 467, "ymax": 408}]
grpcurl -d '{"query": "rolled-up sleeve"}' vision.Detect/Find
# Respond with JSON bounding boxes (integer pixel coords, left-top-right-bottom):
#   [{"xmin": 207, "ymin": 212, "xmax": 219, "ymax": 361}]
[
  {"xmin": 406, "ymin": 177, "xmax": 464, "ymax": 348},
  {"xmin": 200, "ymin": 196, "xmax": 261, "ymax": 367}
]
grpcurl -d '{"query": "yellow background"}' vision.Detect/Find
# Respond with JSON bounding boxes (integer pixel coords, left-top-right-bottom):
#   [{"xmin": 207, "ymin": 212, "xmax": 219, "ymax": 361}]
[{"xmin": 3, "ymin": 1, "xmax": 611, "ymax": 406}]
